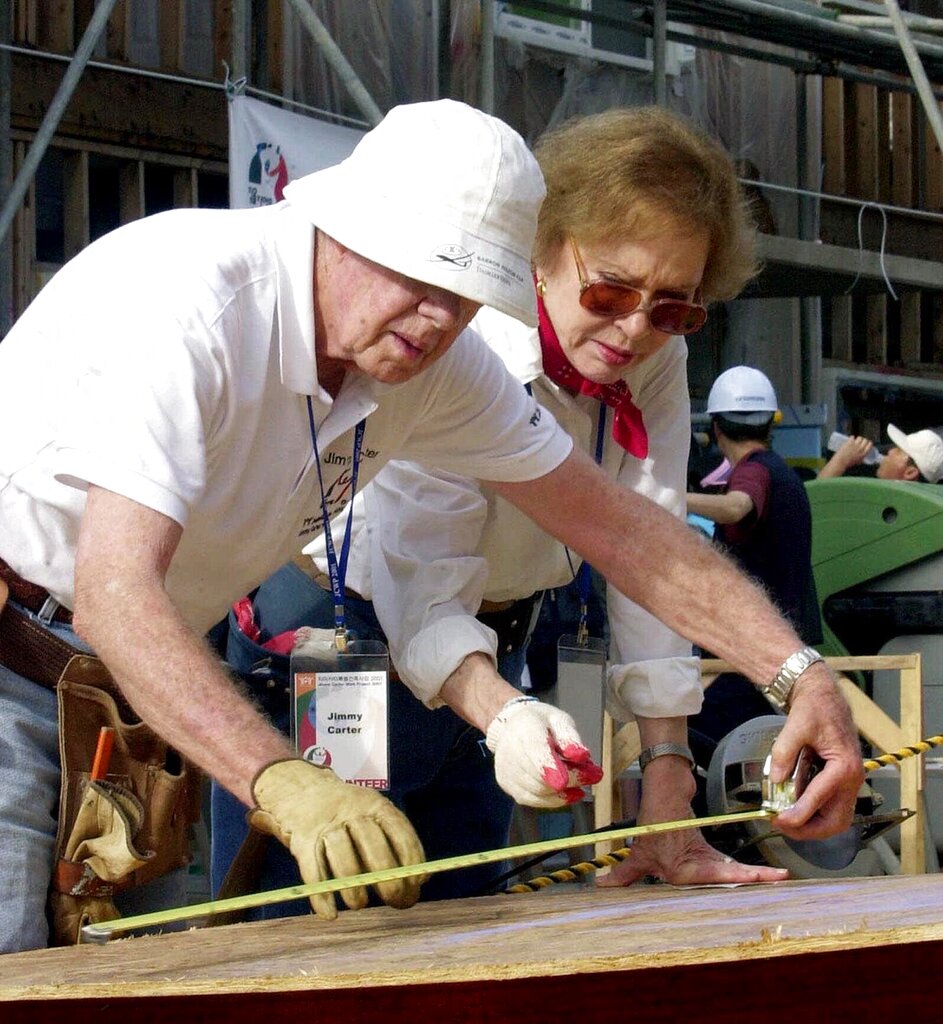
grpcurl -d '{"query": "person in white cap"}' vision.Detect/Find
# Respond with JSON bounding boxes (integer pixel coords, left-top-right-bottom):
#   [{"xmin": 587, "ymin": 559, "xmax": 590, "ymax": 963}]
[
  {"xmin": 819, "ymin": 424, "xmax": 943, "ymax": 483},
  {"xmin": 0, "ymin": 99, "xmax": 861, "ymax": 952}
]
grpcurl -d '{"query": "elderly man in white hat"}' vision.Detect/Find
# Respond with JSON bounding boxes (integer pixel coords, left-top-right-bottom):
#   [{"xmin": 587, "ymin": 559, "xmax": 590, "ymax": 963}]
[
  {"xmin": 820, "ymin": 423, "xmax": 943, "ymax": 482},
  {"xmin": 0, "ymin": 101, "xmax": 862, "ymax": 953}
]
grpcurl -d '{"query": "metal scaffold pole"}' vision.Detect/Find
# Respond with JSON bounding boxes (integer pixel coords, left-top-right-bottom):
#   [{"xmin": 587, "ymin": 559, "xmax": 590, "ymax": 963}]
[{"xmin": 282, "ymin": 0, "xmax": 383, "ymax": 126}]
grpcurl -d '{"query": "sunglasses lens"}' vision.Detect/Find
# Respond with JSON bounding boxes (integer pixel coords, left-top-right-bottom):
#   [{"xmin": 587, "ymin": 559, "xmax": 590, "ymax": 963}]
[
  {"xmin": 649, "ymin": 302, "xmax": 707, "ymax": 335},
  {"xmin": 579, "ymin": 282, "xmax": 643, "ymax": 317}
]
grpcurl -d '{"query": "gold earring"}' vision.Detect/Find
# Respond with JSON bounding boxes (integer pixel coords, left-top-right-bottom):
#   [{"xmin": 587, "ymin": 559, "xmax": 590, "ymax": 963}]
[{"xmin": 536, "ymin": 278, "xmax": 547, "ymax": 297}]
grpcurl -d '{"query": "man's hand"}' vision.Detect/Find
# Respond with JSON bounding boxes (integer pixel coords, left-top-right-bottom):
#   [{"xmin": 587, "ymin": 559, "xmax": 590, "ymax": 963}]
[
  {"xmin": 819, "ymin": 436, "xmax": 874, "ymax": 479},
  {"xmin": 248, "ymin": 759, "xmax": 426, "ymax": 920},
  {"xmin": 767, "ymin": 666, "xmax": 864, "ymax": 839},
  {"xmin": 598, "ymin": 759, "xmax": 788, "ymax": 887},
  {"xmin": 485, "ymin": 698, "xmax": 603, "ymax": 807}
]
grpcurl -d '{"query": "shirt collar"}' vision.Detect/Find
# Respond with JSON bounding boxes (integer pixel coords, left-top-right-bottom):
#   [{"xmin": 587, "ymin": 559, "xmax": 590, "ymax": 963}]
[{"xmin": 272, "ymin": 204, "xmax": 336, "ymax": 401}]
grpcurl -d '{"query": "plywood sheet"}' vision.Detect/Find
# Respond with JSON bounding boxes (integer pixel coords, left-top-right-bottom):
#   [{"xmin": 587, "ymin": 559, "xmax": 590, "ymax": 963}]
[{"xmin": 2, "ymin": 873, "xmax": 942, "ymax": 1004}]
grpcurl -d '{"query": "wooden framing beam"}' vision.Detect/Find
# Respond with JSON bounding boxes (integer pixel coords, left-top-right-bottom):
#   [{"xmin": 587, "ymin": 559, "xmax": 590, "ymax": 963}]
[
  {"xmin": 160, "ymin": 0, "xmax": 183, "ymax": 71},
  {"xmin": 866, "ymin": 292, "xmax": 888, "ymax": 365},
  {"xmin": 62, "ymin": 148, "xmax": 89, "ymax": 259},
  {"xmin": 830, "ymin": 294, "xmax": 854, "ymax": 363},
  {"xmin": 118, "ymin": 158, "xmax": 144, "ymax": 224},
  {"xmin": 823, "ymin": 77, "xmax": 846, "ymax": 195},
  {"xmin": 892, "ymin": 90, "xmax": 915, "ymax": 207},
  {"xmin": 900, "ymin": 290, "xmax": 922, "ymax": 365},
  {"xmin": 596, "ymin": 654, "xmax": 928, "ymax": 874},
  {"xmin": 851, "ymin": 82, "xmax": 880, "ymax": 201},
  {"xmin": 37, "ymin": 0, "xmax": 73, "ymax": 51}
]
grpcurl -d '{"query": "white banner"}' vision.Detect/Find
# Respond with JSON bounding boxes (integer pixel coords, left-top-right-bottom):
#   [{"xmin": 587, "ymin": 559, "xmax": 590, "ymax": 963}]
[{"xmin": 228, "ymin": 94, "xmax": 364, "ymax": 210}]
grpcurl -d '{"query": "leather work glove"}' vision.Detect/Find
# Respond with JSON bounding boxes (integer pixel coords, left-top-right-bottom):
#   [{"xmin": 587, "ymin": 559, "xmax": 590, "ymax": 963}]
[
  {"xmin": 485, "ymin": 697, "xmax": 603, "ymax": 808},
  {"xmin": 50, "ymin": 780, "xmax": 152, "ymax": 945},
  {"xmin": 248, "ymin": 759, "xmax": 427, "ymax": 920}
]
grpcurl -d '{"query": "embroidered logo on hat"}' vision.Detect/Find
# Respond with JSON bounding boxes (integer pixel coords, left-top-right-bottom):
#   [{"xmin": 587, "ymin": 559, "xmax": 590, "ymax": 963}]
[{"xmin": 430, "ymin": 244, "xmax": 475, "ymax": 270}]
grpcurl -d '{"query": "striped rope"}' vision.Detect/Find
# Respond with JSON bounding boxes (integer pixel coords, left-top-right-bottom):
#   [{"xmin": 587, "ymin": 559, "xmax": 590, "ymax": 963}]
[
  {"xmin": 508, "ymin": 733, "xmax": 943, "ymax": 894},
  {"xmin": 862, "ymin": 734, "xmax": 943, "ymax": 772}
]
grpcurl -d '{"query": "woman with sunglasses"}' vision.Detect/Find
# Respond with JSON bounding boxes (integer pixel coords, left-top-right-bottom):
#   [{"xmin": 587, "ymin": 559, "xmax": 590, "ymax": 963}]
[{"xmin": 220, "ymin": 107, "xmax": 788, "ymax": 906}]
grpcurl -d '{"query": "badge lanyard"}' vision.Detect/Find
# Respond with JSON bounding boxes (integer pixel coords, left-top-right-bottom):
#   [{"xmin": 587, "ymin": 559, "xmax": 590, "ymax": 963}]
[
  {"xmin": 306, "ymin": 395, "xmax": 365, "ymax": 651},
  {"xmin": 574, "ymin": 401, "xmax": 608, "ymax": 646},
  {"xmin": 300, "ymin": 396, "xmax": 391, "ymax": 789},
  {"xmin": 557, "ymin": 401, "xmax": 609, "ymax": 765}
]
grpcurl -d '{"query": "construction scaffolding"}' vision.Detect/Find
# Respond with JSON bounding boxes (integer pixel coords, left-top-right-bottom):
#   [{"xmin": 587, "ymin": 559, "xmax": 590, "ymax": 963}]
[{"xmin": 3, "ymin": 0, "xmax": 943, "ymax": 430}]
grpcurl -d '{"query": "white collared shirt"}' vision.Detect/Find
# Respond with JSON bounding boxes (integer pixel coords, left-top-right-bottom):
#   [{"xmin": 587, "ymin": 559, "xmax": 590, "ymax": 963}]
[
  {"xmin": 0, "ymin": 204, "xmax": 570, "ymax": 634},
  {"xmin": 314, "ymin": 306, "xmax": 703, "ymax": 719}
]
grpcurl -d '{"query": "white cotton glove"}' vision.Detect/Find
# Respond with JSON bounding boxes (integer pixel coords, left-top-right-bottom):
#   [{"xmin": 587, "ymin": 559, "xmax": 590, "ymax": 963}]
[{"xmin": 485, "ymin": 697, "xmax": 603, "ymax": 808}]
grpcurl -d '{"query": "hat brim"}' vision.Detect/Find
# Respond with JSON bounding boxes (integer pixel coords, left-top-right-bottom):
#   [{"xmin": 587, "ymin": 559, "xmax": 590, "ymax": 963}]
[
  {"xmin": 284, "ymin": 164, "xmax": 538, "ymax": 327},
  {"xmin": 717, "ymin": 410, "xmax": 776, "ymax": 426}
]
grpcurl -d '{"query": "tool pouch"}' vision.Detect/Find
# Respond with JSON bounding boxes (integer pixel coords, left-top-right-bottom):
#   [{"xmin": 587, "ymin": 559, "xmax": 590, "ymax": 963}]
[{"xmin": 48, "ymin": 655, "xmax": 201, "ymax": 945}]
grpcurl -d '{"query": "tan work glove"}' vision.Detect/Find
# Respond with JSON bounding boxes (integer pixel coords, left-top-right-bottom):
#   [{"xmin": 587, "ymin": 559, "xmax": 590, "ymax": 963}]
[
  {"xmin": 248, "ymin": 759, "xmax": 426, "ymax": 920},
  {"xmin": 50, "ymin": 780, "xmax": 152, "ymax": 945}
]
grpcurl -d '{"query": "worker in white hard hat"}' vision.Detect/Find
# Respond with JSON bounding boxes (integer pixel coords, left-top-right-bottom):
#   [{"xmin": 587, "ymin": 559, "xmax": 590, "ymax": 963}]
[
  {"xmin": 689, "ymin": 366, "xmax": 822, "ymax": 646},
  {"xmin": 687, "ymin": 367, "xmax": 824, "ymax": 775}
]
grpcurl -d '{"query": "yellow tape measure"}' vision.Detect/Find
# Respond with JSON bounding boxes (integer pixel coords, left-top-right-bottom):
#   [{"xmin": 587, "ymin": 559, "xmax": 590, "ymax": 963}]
[{"xmin": 81, "ymin": 807, "xmax": 774, "ymax": 943}]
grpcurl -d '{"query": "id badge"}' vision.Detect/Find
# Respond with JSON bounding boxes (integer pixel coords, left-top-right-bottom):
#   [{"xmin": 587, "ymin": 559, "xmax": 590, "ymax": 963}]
[
  {"xmin": 556, "ymin": 634, "xmax": 607, "ymax": 764},
  {"xmin": 291, "ymin": 632, "xmax": 391, "ymax": 791}
]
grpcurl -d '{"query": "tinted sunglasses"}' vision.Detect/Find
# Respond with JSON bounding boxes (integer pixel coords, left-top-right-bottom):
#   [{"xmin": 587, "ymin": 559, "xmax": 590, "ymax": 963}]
[{"xmin": 570, "ymin": 238, "xmax": 708, "ymax": 335}]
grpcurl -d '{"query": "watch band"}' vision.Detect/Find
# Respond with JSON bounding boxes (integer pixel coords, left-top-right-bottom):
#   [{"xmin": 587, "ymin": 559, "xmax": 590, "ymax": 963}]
[
  {"xmin": 762, "ymin": 646, "xmax": 824, "ymax": 711},
  {"xmin": 638, "ymin": 742, "xmax": 696, "ymax": 772}
]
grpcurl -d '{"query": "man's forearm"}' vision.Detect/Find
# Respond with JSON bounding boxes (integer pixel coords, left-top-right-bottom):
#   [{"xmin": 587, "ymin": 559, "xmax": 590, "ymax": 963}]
[
  {"xmin": 74, "ymin": 585, "xmax": 292, "ymax": 806},
  {"xmin": 493, "ymin": 450, "xmax": 802, "ymax": 689},
  {"xmin": 438, "ymin": 651, "xmax": 519, "ymax": 732}
]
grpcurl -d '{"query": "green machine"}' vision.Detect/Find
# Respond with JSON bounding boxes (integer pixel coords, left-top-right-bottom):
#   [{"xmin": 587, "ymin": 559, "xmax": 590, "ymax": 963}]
[
  {"xmin": 807, "ymin": 478, "xmax": 943, "ymax": 659},
  {"xmin": 807, "ymin": 476, "xmax": 943, "ymax": 857}
]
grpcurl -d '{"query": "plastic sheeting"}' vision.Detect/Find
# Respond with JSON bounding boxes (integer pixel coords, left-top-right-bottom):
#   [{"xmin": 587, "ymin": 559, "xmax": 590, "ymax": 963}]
[{"xmin": 285, "ymin": 1, "xmax": 437, "ymax": 119}]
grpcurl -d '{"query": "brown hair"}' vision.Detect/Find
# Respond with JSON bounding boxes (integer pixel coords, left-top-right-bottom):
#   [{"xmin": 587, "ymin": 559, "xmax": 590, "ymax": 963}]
[{"xmin": 533, "ymin": 106, "xmax": 758, "ymax": 302}]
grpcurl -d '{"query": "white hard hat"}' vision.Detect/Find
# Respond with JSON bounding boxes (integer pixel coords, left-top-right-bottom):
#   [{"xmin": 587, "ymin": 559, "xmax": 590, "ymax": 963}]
[{"xmin": 707, "ymin": 366, "xmax": 778, "ymax": 425}]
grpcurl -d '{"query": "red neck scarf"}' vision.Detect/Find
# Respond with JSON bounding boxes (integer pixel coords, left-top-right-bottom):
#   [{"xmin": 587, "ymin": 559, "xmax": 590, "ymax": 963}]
[{"xmin": 537, "ymin": 292, "xmax": 649, "ymax": 459}]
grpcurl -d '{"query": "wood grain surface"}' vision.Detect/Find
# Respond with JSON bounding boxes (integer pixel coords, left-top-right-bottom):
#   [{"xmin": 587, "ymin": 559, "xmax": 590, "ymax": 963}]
[{"xmin": 2, "ymin": 874, "xmax": 942, "ymax": 1022}]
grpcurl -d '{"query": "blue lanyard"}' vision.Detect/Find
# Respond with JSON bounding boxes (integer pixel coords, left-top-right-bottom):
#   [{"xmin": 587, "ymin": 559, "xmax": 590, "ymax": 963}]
[
  {"xmin": 306, "ymin": 395, "xmax": 365, "ymax": 650},
  {"xmin": 575, "ymin": 402, "xmax": 607, "ymax": 645}
]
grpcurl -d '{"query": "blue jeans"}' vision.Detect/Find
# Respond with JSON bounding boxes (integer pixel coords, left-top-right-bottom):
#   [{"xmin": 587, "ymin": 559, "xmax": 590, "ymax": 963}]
[
  {"xmin": 0, "ymin": 603, "xmax": 186, "ymax": 952},
  {"xmin": 210, "ymin": 562, "xmax": 527, "ymax": 918}
]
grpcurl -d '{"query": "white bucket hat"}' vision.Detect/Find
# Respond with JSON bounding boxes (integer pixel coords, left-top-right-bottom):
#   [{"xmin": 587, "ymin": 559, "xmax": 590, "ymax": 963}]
[
  {"xmin": 282, "ymin": 99, "xmax": 545, "ymax": 327},
  {"xmin": 706, "ymin": 366, "xmax": 778, "ymax": 426},
  {"xmin": 887, "ymin": 424, "xmax": 943, "ymax": 483}
]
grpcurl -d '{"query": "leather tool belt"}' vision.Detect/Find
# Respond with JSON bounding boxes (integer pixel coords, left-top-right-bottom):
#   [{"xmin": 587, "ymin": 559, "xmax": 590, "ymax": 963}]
[{"xmin": 0, "ymin": 565, "xmax": 200, "ymax": 945}]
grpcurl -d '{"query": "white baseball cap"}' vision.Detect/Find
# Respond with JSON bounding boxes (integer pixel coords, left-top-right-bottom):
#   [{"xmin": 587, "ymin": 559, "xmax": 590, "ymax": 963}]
[
  {"xmin": 282, "ymin": 99, "xmax": 545, "ymax": 327},
  {"xmin": 887, "ymin": 424, "xmax": 943, "ymax": 483},
  {"xmin": 706, "ymin": 366, "xmax": 778, "ymax": 425}
]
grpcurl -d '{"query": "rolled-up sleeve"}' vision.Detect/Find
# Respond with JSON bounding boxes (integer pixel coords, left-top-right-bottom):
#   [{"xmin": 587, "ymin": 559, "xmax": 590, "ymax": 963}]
[{"xmin": 364, "ymin": 461, "xmax": 499, "ymax": 707}]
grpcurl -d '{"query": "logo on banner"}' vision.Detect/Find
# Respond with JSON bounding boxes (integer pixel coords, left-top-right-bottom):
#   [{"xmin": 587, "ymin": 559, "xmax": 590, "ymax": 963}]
[{"xmin": 247, "ymin": 141, "xmax": 289, "ymax": 207}]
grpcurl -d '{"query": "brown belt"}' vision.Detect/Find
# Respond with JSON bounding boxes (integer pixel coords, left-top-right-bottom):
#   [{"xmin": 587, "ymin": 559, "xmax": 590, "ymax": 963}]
[
  {"xmin": 0, "ymin": 556, "xmax": 72, "ymax": 624},
  {"xmin": 0, "ymin": 600, "xmax": 82, "ymax": 691}
]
